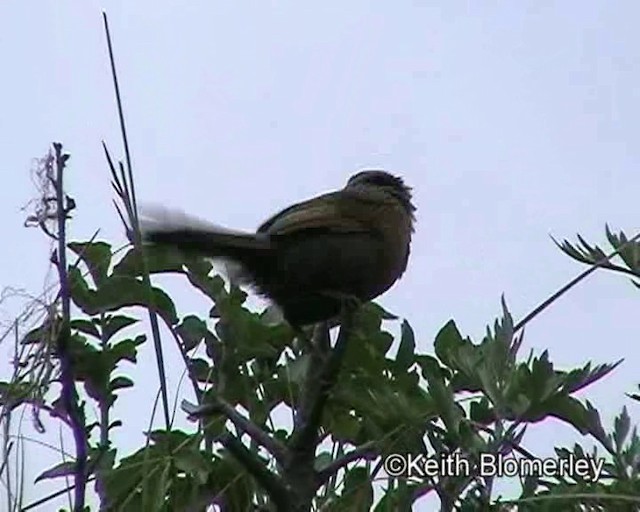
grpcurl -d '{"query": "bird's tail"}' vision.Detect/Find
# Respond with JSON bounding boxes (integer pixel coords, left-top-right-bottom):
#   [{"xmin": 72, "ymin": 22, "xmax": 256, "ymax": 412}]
[{"xmin": 138, "ymin": 204, "xmax": 271, "ymax": 260}]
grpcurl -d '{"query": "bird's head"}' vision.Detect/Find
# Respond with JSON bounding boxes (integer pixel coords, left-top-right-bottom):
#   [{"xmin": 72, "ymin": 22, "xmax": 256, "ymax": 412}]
[{"xmin": 346, "ymin": 170, "xmax": 416, "ymax": 218}]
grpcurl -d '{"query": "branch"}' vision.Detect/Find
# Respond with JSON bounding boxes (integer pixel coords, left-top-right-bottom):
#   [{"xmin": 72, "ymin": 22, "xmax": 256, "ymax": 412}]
[
  {"xmin": 219, "ymin": 432, "xmax": 289, "ymax": 510},
  {"xmin": 289, "ymin": 310, "xmax": 355, "ymax": 454},
  {"xmin": 182, "ymin": 397, "xmax": 288, "ymax": 465},
  {"xmin": 316, "ymin": 441, "xmax": 379, "ymax": 485}
]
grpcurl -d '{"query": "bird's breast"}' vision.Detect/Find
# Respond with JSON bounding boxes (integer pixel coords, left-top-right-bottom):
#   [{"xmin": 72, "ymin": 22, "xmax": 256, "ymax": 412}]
[{"xmin": 369, "ymin": 214, "xmax": 412, "ymax": 297}]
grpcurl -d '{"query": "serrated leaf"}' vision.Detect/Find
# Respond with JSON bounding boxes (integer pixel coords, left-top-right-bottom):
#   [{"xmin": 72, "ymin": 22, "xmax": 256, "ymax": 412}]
[
  {"xmin": 545, "ymin": 395, "xmax": 593, "ymax": 435},
  {"xmin": 562, "ymin": 359, "xmax": 622, "ymax": 395},
  {"xmin": 553, "ymin": 235, "xmax": 593, "ymax": 264}
]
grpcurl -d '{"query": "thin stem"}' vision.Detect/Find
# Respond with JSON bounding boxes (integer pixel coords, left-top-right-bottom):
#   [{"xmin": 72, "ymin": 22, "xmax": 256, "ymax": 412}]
[
  {"xmin": 514, "ymin": 231, "xmax": 640, "ymax": 333},
  {"xmin": 51, "ymin": 143, "xmax": 88, "ymax": 512},
  {"xmin": 102, "ymin": 12, "xmax": 171, "ymax": 430}
]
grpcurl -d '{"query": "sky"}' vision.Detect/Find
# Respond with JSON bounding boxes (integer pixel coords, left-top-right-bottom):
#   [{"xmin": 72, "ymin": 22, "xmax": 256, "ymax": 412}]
[{"xmin": 1, "ymin": 1, "xmax": 640, "ymax": 509}]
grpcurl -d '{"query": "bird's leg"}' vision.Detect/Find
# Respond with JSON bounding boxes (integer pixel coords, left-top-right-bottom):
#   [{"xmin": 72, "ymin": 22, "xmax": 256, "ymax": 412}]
[
  {"xmin": 311, "ymin": 321, "xmax": 331, "ymax": 358},
  {"xmin": 340, "ymin": 294, "xmax": 361, "ymax": 317},
  {"xmin": 292, "ymin": 292, "xmax": 360, "ymax": 358},
  {"xmin": 292, "ymin": 323, "xmax": 331, "ymax": 365},
  {"xmin": 292, "ymin": 325, "xmax": 313, "ymax": 355},
  {"xmin": 319, "ymin": 290, "xmax": 362, "ymax": 318}
]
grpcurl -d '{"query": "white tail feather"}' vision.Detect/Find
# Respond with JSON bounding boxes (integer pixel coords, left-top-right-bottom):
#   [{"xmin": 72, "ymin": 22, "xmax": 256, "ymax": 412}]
[
  {"xmin": 138, "ymin": 203, "xmax": 257, "ymax": 282},
  {"xmin": 138, "ymin": 203, "xmax": 249, "ymax": 236}
]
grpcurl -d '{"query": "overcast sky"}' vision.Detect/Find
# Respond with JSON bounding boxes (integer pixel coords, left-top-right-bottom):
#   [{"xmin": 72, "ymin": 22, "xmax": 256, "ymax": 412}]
[{"xmin": 2, "ymin": 2, "xmax": 640, "ymax": 509}]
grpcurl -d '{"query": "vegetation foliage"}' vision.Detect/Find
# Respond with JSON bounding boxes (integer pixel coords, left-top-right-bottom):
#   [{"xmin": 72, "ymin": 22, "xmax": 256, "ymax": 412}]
[
  {"xmin": 2, "ymin": 14, "xmax": 640, "ymax": 512},
  {"xmin": 1, "ymin": 143, "xmax": 639, "ymax": 512}
]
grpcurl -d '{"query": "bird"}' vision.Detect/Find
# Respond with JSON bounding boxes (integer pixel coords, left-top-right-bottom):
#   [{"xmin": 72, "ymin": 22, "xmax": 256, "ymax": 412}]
[{"xmin": 139, "ymin": 170, "xmax": 415, "ymax": 327}]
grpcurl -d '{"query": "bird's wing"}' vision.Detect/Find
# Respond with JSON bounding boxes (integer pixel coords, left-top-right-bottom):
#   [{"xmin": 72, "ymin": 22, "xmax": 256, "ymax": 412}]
[{"xmin": 258, "ymin": 191, "xmax": 369, "ymax": 236}]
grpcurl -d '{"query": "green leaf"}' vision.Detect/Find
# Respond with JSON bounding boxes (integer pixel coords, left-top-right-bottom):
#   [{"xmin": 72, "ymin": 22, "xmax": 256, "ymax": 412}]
[
  {"xmin": 70, "ymin": 318, "xmax": 100, "ymax": 338},
  {"xmin": 112, "ymin": 245, "xmax": 186, "ymax": 277},
  {"xmin": 395, "ymin": 320, "xmax": 415, "ymax": 371},
  {"xmin": 415, "ymin": 355, "xmax": 444, "ymax": 382},
  {"xmin": 327, "ymin": 409, "xmax": 362, "ymax": 442},
  {"xmin": 173, "ymin": 449, "xmax": 212, "ymax": 485},
  {"xmin": 627, "ymin": 384, "xmax": 640, "ymax": 403},
  {"xmin": 103, "ymin": 314, "xmax": 138, "ymax": 341},
  {"xmin": 69, "ymin": 272, "xmax": 178, "ymax": 325},
  {"xmin": 354, "ymin": 302, "xmax": 387, "ymax": 333},
  {"xmin": 562, "ymin": 359, "xmax": 623, "ymax": 395},
  {"xmin": 314, "ymin": 452, "xmax": 334, "ymax": 472},
  {"xmin": 219, "ymin": 308, "xmax": 291, "ymax": 362},
  {"xmin": 68, "ymin": 265, "xmax": 93, "ymax": 310},
  {"xmin": 148, "ymin": 429, "xmax": 195, "ymax": 451},
  {"xmin": 68, "ymin": 241, "xmax": 112, "ymax": 287},
  {"xmin": 36, "ymin": 460, "xmax": 79, "ymax": 482},
  {"xmin": 329, "ymin": 467, "xmax": 373, "ymax": 511},
  {"xmin": 284, "ymin": 353, "xmax": 311, "ymax": 386},
  {"xmin": 367, "ymin": 301, "xmax": 398, "ymax": 320},
  {"xmin": 606, "ymin": 226, "xmax": 640, "ymax": 271},
  {"xmin": 175, "ymin": 315, "xmax": 209, "ymax": 352},
  {"xmin": 374, "ymin": 481, "xmax": 416, "ymax": 511},
  {"xmin": 424, "ymin": 364, "xmax": 463, "ymax": 438},
  {"xmin": 470, "ymin": 398, "xmax": 494, "ymax": 424},
  {"xmin": 545, "ymin": 395, "xmax": 594, "ymax": 435},
  {"xmin": 110, "ymin": 336, "xmax": 145, "ymax": 364},
  {"xmin": 0, "ymin": 381, "xmax": 40, "ymax": 410},
  {"xmin": 433, "ymin": 320, "xmax": 464, "ymax": 369},
  {"xmin": 189, "ymin": 358, "xmax": 214, "ymax": 382},
  {"xmin": 101, "ymin": 443, "xmax": 172, "ymax": 511},
  {"xmin": 110, "ymin": 376, "xmax": 134, "ymax": 392},
  {"xmin": 186, "ymin": 268, "xmax": 227, "ymax": 302}
]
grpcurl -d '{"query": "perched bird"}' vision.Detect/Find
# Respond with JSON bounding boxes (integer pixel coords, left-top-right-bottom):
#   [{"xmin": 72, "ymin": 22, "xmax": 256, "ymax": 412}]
[{"xmin": 140, "ymin": 170, "xmax": 415, "ymax": 327}]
